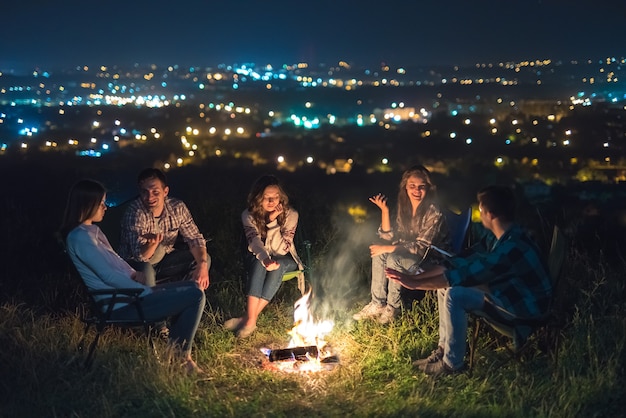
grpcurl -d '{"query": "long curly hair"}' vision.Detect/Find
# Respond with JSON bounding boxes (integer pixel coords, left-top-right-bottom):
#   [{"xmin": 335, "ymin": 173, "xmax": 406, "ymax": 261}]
[
  {"xmin": 247, "ymin": 175, "xmax": 290, "ymax": 239},
  {"xmin": 395, "ymin": 165, "xmax": 437, "ymax": 235}
]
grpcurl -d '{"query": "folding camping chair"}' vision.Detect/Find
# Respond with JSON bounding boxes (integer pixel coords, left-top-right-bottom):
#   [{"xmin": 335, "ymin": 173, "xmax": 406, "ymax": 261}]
[{"xmin": 467, "ymin": 225, "xmax": 567, "ymax": 370}]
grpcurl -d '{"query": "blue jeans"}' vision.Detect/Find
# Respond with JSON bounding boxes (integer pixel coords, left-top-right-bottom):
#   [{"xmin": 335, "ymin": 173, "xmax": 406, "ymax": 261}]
[
  {"xmin": 128, "ymin": 248, "xmax": 205, "ymax": 286},
  {"xmin": 371, "ymin": 252, "xmax": 422, "ymax": 309},
  {"xmin": 437, "ymin": 286, "xmax": 485, "ymax": 370},
  {"xmin": 246, "ymin": 255, "xmax": 298, "ymax": 301},
  {"xmin": 111, "ymin": 281, "xmax": 205, "ymax": 356}
]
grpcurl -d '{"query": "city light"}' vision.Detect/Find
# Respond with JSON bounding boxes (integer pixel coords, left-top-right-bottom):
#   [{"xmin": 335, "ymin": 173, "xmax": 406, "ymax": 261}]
[{"xmin": 0, "ymin": 58, "xmax": 624, "ymax": 184}]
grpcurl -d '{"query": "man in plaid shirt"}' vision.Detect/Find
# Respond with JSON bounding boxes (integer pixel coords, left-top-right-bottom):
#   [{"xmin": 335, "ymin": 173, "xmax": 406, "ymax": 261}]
[
  {"xmin": 386, "ymin": 185, "xmax": 552, "ymax": 376},
  {"xmin": 119, "ymin": 168, "xmax": 210, "ymax": 290}
]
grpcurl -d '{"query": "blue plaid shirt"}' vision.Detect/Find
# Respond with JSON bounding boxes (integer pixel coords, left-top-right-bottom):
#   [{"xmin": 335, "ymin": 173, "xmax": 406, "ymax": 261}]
[{"xmin": 445, "ymin": 224, "xmax": 552, "ymax": 319}]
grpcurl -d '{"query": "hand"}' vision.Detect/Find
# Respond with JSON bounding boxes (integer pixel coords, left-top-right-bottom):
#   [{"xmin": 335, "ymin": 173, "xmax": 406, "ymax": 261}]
[
  {"xmin": 385, "ymin": 268, "xmax": 414, "ymax": 289},
  {"xmin": 268, "ymin": 204, "xmax": 284, "ymax": 222},
  {"xmin": 262, "ymin": 257, "xmax": 280, "ymax": 271},
  {"xmin": 368, "ymin": 193, "xmax": 388, "ymax": 211},
  {"xmin": 142, "ymin": 232, "xmax": 164, "ymax": 247},
  {"xmin": 385, "ymin": 268, "xmax": 407, "ymax": 281},
  {"xmin": 370, "ymin": 244, "xmax": 394, "ymax": 257},
  {"xmin": 192, "ymin": 261, "xmax": 210, "ymax": 290},
  {"xmin": 132, "ymin": 271, "xmax": 148, "ymax": 285}
]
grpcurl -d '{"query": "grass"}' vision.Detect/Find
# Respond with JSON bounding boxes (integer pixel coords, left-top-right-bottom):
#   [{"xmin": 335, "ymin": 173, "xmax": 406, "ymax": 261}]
[
  {"xmin": 1, "ymin": 161, "xmax": 625, "ymax": 417},
  {"xmin": 1, "ymin": 248, "xmax": 625, "ymax": 417}
]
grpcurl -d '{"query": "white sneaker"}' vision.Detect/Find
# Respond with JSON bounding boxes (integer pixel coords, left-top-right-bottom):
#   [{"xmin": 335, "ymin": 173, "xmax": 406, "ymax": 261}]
[
  {"xmin": 378, "ymin": 305, "xmax": 399, "ymax": 324},
  {"xmin": 353, "ymin": 302, "xmax": 385, "ymax": 321}
]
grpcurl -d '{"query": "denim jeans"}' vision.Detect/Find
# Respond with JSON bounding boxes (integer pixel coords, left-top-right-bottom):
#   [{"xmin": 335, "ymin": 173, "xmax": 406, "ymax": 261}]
[
  {"xmin": 246, "ymin": 255, "xmax": 298, "ymax": 301},
  {"xmin": 111, "ymin": 281, "xmax": 205, "ymax": 356},
  {"xmin": 128, "ymin": 248, "xmax": 205, "ymax": 286},
  {"xmin": 437, "ymin": 286, "xmax": 485, "ymax": 370},
  {"xmin": 371, "ymin": 252, "xmax": 422, "ymax": 309}
]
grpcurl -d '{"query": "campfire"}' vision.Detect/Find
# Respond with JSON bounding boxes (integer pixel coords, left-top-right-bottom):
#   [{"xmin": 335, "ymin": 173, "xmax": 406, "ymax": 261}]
[{"xmin": 261, "ymin": 290, "xmax": 339, "ymax": 372}]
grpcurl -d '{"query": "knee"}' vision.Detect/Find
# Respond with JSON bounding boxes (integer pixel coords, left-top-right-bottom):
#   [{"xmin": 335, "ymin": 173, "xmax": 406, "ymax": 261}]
[
  {"xmin": 385, "ymin": 254, "xmax": 406, "ymax": 270},
  {"xmin": 444, "ymin": 287, "xmax": 463, "ymax": 305},
  {"xmin": 372, "ymin": 253, "xmax": 386, "ymax": 265},
  {"xmin": 195, "ymin": 287, "xmax": 206, "ymax": 308}
]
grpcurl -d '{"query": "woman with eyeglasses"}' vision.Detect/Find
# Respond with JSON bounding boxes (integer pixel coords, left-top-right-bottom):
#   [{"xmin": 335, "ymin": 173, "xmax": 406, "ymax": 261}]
[
  {"xmin": 224, "ymin": 174, "xmax": 303, "ymax": 339},
  {"xmin": 353, "ymin": 165, "xmax": 450, "ymax": 324},
  {"xmin": 60, "ymin": 179, "xmax": 206, "ymax": 373}
]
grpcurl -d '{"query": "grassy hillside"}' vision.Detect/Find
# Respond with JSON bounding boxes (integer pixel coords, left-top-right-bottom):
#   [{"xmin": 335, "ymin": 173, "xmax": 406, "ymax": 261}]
[{"xmin": 1, "ymin": 156, "xmax": 625, "ymax": 417}]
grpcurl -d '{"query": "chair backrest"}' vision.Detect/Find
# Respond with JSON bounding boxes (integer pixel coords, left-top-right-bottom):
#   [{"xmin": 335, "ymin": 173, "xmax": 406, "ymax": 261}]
[
  {"xmin": 547, "ymin": 225, "xmax": 566, "ymax": 284},
  {"xmin": 443, "ymin": 207, "xmax": 472, "ymax": 254},
  {"xmin": 98, "ymin": 198, "xmax": 134, "ymax": 253},
  {"xmin": 477, "ymin": 224, "xmax": 567, "ymax": 349}
]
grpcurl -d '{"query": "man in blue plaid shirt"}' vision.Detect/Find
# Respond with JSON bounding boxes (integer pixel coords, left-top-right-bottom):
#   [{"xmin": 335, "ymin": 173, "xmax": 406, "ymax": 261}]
[{"xmin": 386, "ymin": 185, "xmax": 552, "ymax": 376}]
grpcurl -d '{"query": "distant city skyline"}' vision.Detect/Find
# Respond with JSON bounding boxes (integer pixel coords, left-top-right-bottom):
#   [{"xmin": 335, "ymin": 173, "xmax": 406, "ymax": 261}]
[{"xmin": 2, "ymin": 0, "xmax": 625, "ymax": 72}]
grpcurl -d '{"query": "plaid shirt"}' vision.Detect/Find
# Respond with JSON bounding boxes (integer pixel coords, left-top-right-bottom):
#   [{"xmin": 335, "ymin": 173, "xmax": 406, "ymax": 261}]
[
  {"xmin": 378, "ymin": 203, "xmax": 450, "ymax": 261},
  {"xmin": 118, "ymin": 197, "xmax": 206, "ymax": 262},
  {"xmin": 445, "ymin": 224, "xmax": 552, "ymax": 319}
]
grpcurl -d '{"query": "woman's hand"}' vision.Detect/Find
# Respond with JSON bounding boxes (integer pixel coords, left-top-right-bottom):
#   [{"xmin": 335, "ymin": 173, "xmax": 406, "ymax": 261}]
[
  {"xmin": 132, "ymin": 271, "xmax": 148, "ymax": 285},
  {"xmin": 369, "ymin": 193, "xmax": 388, "ymax": 212},
  {"xmin": 267, "ymin": 204, "xmax": 284, "ymax": 222},
  {"xmin": 262, "ymin": 257, "xmax": 280, "ymax": 271},
  {"xmin": 369, "ymin": 244, "xmax": 395, "ymax": 257}
]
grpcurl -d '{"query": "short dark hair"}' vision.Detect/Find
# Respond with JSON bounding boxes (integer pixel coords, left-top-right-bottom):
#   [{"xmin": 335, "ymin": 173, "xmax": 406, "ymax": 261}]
[
  {"xmin": 477, "ymin": 185, "xmax": 516, "ymax": 222},
  {"xmin": 137, "ymin": 168, "xmax": 167, "ymax": 186}
]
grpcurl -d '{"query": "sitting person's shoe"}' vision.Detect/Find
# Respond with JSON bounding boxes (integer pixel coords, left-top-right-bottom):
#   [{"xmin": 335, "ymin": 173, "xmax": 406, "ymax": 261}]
[
  {"xmin": 378, "ymin": 305, "xmax": 399, "ymax": 324},
  {"xmin": 422, "ymin": 358, "xmax": 463, "ymax": 377},
  {"xmin": 224, "ymin": 317, "xmax": 243, "ymax": 331},
  {"xmin": 412, "ymin": 346, "xmax": 444, "ymax": 369},
  {"xmin": 182, "ymin": 358, "xmax": 205, "ymax": 375},
  {"xmin": 353, "ymin": 302, "xmax": 385, "ymax": 321},
  {"xmin": 236, "ymin": 324, "xmax": 257, "ymax": 338},
  {"xmin": 157, "ymin": 326, "xmax": 170, "ymax": 342}
]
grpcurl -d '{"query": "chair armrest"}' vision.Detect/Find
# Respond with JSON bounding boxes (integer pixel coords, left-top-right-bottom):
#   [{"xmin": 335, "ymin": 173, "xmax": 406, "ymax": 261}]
[
  {"xmin": 88, "ymin": 288, "xmax": 145, "ymax": 317},
  {"xmin": 89, "ymin": 288, "xmax": 144, "ymax": 297}
]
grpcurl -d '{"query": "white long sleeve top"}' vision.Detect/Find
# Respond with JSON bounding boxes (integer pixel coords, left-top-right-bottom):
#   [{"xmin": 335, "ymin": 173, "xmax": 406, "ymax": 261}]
[{"xmin": 67, "ymin": 224, "xmax": 152, "ymax": 309}]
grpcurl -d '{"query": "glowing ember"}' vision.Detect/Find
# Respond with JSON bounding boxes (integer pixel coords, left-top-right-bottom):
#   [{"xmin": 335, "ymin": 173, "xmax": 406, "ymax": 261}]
[{"xmin": 261, "ymin": 290, "xmax": 337, "ymax": 372}]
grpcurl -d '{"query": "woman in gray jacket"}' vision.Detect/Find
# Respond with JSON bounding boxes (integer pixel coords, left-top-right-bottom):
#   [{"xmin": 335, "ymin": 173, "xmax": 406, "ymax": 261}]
[{"xmin": 225, "ymin": 175, "xmax": 302, "ymax": 338}]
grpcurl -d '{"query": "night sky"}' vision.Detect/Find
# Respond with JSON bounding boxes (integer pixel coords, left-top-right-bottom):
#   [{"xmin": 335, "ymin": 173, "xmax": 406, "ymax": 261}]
[{"xmin": 1, "ymin": 0, "xmax": 625, "ymax": 71}]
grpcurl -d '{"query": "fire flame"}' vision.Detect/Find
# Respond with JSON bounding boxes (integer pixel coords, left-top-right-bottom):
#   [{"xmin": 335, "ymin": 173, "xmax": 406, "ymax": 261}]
[
  {"xmin": 287, "ymin": 290, "xmax": 334, "ymax": 351},
  {"xmin": 261, "ymin": 290, "xmax": 335, "ymax": 372}
]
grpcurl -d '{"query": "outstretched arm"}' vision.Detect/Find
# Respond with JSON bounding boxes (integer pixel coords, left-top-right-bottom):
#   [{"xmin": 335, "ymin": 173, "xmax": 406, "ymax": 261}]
[
  {"xmin": 385, "ymin": 265, "xmax": 449, "ymax": 290},
  {"xmin": 369, "ymin": 193, "xmax": 392, "ymax": 233}
]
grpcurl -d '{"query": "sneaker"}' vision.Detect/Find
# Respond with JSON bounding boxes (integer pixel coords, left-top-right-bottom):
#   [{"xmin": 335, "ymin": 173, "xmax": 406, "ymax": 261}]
[
  {"xmin": 422, "ymin": 358, "xmax": 463, "ymax": 377},
  {"xmin": 378, "ymin": 305, "xmax": 399, "ymax": 324},
  {"xmin": 412, "ymin": 346, "xmax": 444, "ymax": 369},
  {"xmin": 353, "ymin": 302, "xmax": 385, "ymax": 321},
  {"xmin": 157, "ymin": 326, "xmax": 170, "ymax": 342}
]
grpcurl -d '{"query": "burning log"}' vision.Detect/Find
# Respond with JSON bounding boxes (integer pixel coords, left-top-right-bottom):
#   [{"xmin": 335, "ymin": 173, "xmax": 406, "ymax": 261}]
[
  {"xmin": 259, "ymin": 291, "xmax": 339, "ymax": 372},
  {"xmin": 267, "ymin": 346, "xmax": 319, "ymax": 362}
]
